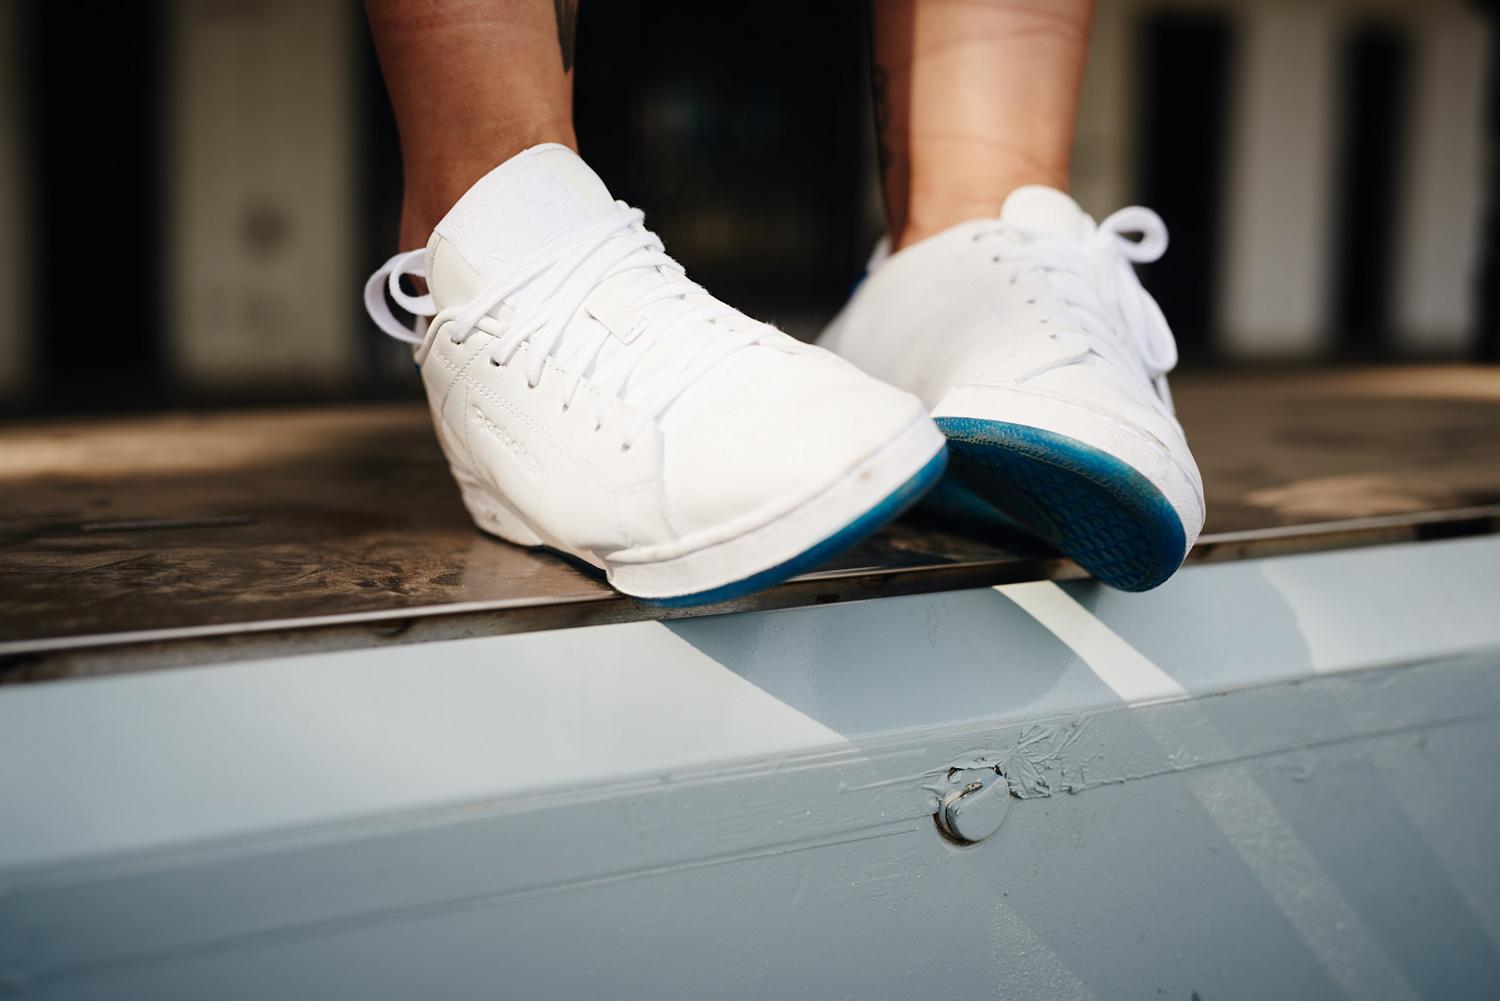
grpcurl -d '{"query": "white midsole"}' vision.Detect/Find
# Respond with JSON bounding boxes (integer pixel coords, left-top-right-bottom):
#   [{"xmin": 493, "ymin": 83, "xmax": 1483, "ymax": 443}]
[
  {"xmin": 450, "ymin": 413, "xmax": 946, "ymax": 600},
  {"xmin": 932, "ymin": 383, "xmax": 1205, "ymax": 555}
]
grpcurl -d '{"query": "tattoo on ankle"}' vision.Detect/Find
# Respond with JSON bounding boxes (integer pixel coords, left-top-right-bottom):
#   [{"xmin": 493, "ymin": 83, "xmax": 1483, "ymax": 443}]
[
  {"xmin": 553, "ymin": 0, "xmax": 578, "ymax": 72},
  {"xmin": 871, "ymin": 63, "xmax": 893, "ymax": 175}
]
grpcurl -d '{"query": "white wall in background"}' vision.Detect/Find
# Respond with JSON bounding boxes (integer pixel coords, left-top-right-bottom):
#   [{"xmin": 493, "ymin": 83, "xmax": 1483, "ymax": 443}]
[
  {"xmin": 0, "ymin": 2, "xmax": 29, "ymax": 402},
  {"xmin": 1392, "ymin": 1, "xmax": 1489, "ymax": 356},
  {"xmin": 1082, "ymin": 0, "xmax": 1490, "ymax": 359},
  {"xmin": 1218, "ymin": 1, "xmax": 1341, "ymax": 359},
  {"xmin": 167, "ymin": 0, "xmax": 357, "ymax": 391}
]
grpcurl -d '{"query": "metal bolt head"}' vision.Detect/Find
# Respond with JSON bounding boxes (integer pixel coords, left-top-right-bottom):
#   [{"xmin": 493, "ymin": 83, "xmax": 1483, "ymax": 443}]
[{"xmin": 935, "ymin": 767, "xmax": 1010, "ymax": 845}]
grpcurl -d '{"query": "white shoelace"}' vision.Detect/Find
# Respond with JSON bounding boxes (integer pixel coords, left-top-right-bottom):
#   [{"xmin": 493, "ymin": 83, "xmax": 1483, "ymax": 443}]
[
  {"xmin": 976, "ymin": 206, "xmax": 1180, "ymax": 423},
  {"xmin": 364, "ymin": 207, "xmax": 767, "ymax": 449}
]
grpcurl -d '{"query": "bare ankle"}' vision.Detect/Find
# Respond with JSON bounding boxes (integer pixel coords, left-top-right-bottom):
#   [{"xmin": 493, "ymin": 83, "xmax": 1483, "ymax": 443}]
[{"xmin": 896, "ymin": 168, "xmax": 1071, "ymax": 250}]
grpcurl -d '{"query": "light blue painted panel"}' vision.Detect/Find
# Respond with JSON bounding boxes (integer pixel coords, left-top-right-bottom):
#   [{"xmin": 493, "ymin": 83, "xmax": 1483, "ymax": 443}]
[
  {"xmin": 1366, "ymin": 723, "xmax": 1500, "ymax": 947},
  {"xmin": 1260, "ymin": 534, "xmax": 1500, "ymax": 672},
  {"xmin": 4, "ymin": 649, "xmax": 1498, "ymax": 997},
  {"xmin": 21, "ymin": 719, "xmax": 1500, "ymax": 1001},
  {"xmin": 0, "ymin": 622, "xmax": 840, "ymax": 870},
  {"xmin": 1246, "ymin": 735, "xmax": 1500, "ymax": 995},
  {"xmin": 1059, "ymin": 558, "xmax": 1317, "ymax": 691},
  {"xmin": 667, "ymin": 587, "xmax": 1118, "ymax": 737},
  {"xmin": 3, "ymin": 537, "xmax": 1499, "ymax": 998},
  {"xmin": 1069, "ymin": 534, "xmax": 1500, "ymax": 685}
]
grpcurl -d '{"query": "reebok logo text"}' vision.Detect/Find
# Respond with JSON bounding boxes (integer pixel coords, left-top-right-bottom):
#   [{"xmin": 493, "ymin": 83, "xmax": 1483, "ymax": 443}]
[{"xmin": 473, "ymin": 406, "xmax": 543, "ymax": 479}]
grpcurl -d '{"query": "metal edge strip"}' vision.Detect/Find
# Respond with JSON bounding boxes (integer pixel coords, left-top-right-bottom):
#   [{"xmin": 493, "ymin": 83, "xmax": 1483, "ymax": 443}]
[{"xmin": 4, "ymin": 504, "xmax": 1498, "ymax": 670}]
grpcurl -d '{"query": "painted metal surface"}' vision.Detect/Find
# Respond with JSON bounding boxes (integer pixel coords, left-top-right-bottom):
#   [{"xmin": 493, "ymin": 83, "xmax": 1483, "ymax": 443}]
[
  {"xmin": 2, "ymin": 535, "xmax": 1498, "ymax": 998},
  {"xmin": 935, "ymin": 765, "xmax": 1011, "ymax": 844}
]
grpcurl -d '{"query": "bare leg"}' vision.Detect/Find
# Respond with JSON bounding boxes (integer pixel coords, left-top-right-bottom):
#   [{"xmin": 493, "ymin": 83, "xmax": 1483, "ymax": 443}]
[
  {"xmin": 870, "ymin": 0, "xmax": 1093, "ymax": 250},
  {"xmin": 366, "ymin": 0, "xmax": 579, "ymax": 251}
]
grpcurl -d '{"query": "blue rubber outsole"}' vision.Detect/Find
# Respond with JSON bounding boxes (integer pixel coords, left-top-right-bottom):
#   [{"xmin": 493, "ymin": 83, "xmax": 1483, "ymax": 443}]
[
  {"xmin": 641, "ymin": 444, "xmax": 949, "ymax": 608},
  {"xmin": 933, "ymin": 417, "xmax": 1185, "ymax": 592}
]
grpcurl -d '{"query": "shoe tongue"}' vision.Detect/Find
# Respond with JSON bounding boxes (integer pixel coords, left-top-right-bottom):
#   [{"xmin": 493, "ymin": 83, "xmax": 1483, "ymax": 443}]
[
  {"xmin": 434, "ymin": 143, "xmax": 618, "ymax": 284},
  {"xmin": 433, "ymin": 143, "xmax": 723, "ymax": 403},
  {"xmin": 530, "ymin": 144, "xmax": 619, "ymax": 220},
  {"xmin": 999, "ymin": 185, "xmax": 1090, "ymax": 241}
]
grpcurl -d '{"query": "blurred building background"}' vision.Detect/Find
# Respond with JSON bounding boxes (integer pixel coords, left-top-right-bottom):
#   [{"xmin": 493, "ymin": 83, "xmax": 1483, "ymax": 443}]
[{"xmin": 0, "ymin": 0, "xmax": 1493, "ymax": 414}]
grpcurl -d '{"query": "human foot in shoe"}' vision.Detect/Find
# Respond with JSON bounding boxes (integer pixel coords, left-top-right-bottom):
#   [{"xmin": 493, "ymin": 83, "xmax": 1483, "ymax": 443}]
[
  {"xmin": 819, "ymin": 186, "xmax": 1204, "ymax": 592},
  {"xmin": 366, "ymin": 144, "xmax": 946, "ymax": 605}
]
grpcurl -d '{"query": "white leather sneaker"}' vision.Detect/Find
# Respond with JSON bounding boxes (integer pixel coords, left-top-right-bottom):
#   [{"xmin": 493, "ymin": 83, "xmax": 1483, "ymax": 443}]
[
  {"xmin": 366, "ymin": 144, "xmax": 946, "ymax": 605},
  {"xmin": 819, "ymin": 186, "xmax": 1204, "ymax": 591}
]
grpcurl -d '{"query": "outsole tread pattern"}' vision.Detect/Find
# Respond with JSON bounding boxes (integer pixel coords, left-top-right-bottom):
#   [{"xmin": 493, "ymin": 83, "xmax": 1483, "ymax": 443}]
[{"xmin": 933, "ymin": 417, "xmax": 1185, "ymax": 592}]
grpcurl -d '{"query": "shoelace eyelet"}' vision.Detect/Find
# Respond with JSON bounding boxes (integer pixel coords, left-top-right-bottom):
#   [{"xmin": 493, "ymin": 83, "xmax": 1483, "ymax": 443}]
[{"xmin": 368, "ymin": 206, "xmax": 767, "ymax": 436}]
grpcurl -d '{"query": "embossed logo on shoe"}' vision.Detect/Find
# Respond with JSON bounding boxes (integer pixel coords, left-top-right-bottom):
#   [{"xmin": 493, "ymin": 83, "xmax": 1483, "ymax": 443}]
[{"xmin": 472, "ymin": 406, "xmax": 543, "ymax": 479}]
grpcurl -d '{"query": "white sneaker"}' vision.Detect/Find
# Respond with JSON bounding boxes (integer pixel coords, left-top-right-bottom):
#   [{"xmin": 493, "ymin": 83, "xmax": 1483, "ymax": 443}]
[
  {"xmin": 819, "ymin": 186, "xmax": 1204, "ymax": 591},
  {"xmin": 365, "ymin": 144, "xmax": 946, "ymax": 605}
]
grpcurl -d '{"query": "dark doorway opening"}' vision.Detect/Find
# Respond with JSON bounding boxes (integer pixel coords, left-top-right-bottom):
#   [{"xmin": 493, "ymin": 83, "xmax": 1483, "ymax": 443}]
[
  {"xmin": 1479, "ymin": 1, "xmax": 1500, "ymax": 361},
  {"xmin": 355, "ymin": 11, "xmax": 416, "ymax": 388},
  {"xmin": 573, "ymin": 0, "xmax": 868, "ymax": 336},
  {"xmin": 24, "ymin": 0, "xmax": 164, "ymax": 410},
  {"xmin": 1332, "ymin": 24, "xmax": 1410, "ymax": 357},
  {"xmin": 1138, "ymin": 12, "xmax": 1234, "ymax": 364}
]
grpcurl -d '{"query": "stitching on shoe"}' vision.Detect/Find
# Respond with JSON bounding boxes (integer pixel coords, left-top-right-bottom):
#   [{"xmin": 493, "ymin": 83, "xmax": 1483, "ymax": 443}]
[
  {"xmin": 432, "ymin": 332, "xmax": 476, "ymax": 441},
  {"xmin": 421, "ymin": 342, "xmax": 476, "ymax": 477},
  {"xmin": 457, "ymin": 353, "xmax": 658, "ymax": 507},
  {"xmin": 437, "ymin": 330, "xmax": 668, "ymax": 548},
  {"xmin": 427, "ymin": 347, "xmax": 473, "ymax": 469}
]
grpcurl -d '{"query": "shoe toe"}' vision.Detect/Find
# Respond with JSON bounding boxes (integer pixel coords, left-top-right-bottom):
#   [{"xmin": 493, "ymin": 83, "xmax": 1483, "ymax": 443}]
[
  {"xmin": 1023, "ymin": 359, "xmax": 1201, "ymax": 487},
  {"xmin": 659, "ymin": 347, "xmax": 926, "ymax": 537}
]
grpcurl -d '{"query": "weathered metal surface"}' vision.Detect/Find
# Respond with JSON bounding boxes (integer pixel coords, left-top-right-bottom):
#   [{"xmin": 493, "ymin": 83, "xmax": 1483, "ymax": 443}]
[
  {"xmin": 2, "ymin": 366, "xmax": 1498, "ymax": 681},
  {"xmin": 1, "ymin": 535, "xmax": 1497, "ymax": 998},
  {"xmin": 1172, "ymin": 366, "xmax": 1500, "ymax": 528}
]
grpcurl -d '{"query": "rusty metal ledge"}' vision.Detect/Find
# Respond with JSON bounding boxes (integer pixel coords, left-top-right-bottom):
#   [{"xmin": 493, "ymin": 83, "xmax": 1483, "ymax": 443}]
[{"xmin": 5, "ymin": 505, "xmax": 1498, "ymax": 685}]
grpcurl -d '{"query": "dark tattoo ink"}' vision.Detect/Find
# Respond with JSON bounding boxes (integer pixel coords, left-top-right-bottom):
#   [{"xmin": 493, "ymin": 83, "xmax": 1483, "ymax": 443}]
[
  {"xmin": 553, "ymin": 0, "xmax": 578, "ymax": 73},
  {"xmin": 870, "ymin": 63, "xmax": 894, "ymax": 176}
]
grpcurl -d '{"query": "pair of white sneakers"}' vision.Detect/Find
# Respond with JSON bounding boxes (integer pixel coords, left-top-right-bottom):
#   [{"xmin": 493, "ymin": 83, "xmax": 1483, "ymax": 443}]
[{"xmin": 366, "ymin": 144, "xmax": 1204, "ymax": 605}]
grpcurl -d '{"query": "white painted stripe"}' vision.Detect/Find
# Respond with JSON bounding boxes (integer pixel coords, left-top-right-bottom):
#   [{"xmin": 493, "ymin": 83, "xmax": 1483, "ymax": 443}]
[
  {"xmin": 1188, "ymin": 766, "xmax": 1422, "ymax": 1001},
  {"xmin": 995, "ymin": 581, "xmax": 1187, "ymax": 705},
  {"xmin": 1002, "ymin": 581, "xmax": 1418, "ymax": 997},
  {"xmin": 991, "ymin": 901, "xmax": 1101, "ymax": 1000}
]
